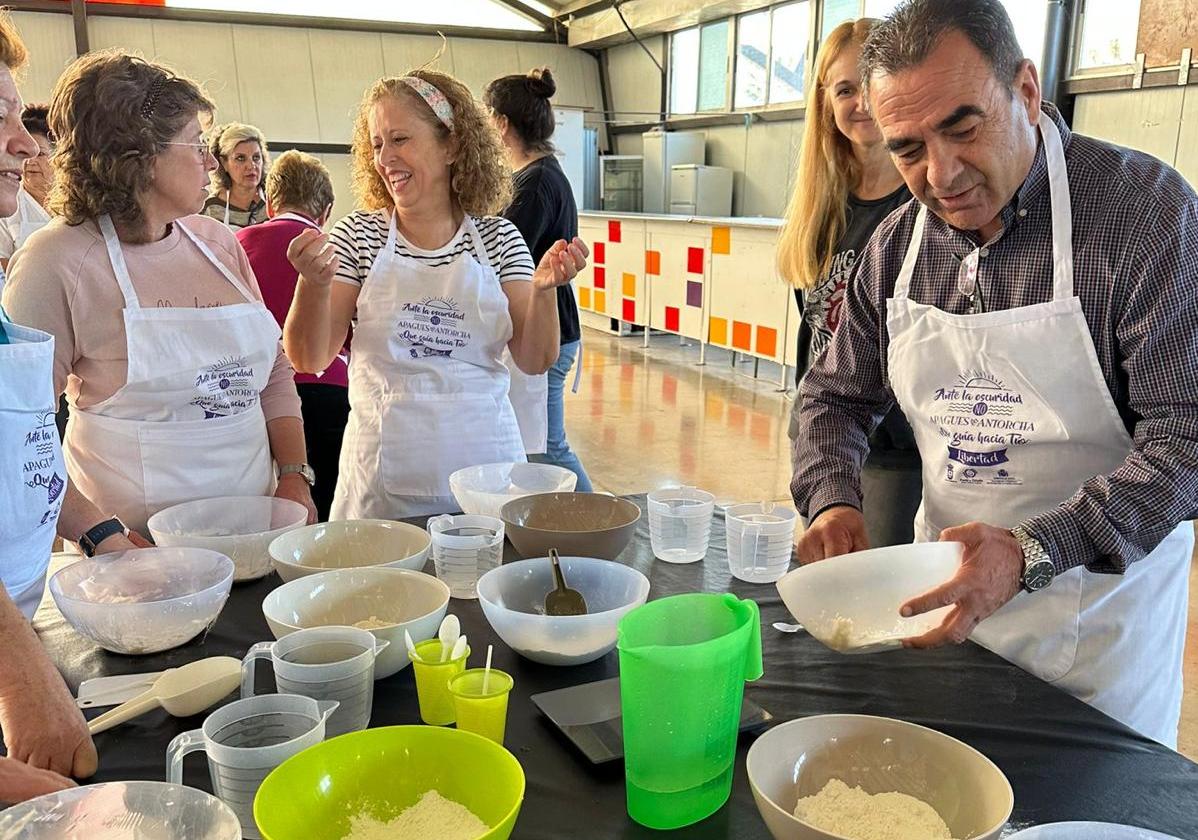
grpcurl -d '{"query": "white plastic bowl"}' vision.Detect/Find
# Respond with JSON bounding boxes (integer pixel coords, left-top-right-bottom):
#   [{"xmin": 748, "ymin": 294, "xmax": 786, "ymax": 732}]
[
  {"xmin": 449, "ymin": 462, "xmax": 578, "ymax": 518},
  {"xmin": 747, "ymin": 715, "xmax": 1012, "ymax": 840},
  {"xmin": 0, "ymin": 781, "xmax": 241, "ymax": 839},
  {"xmin": 476, "ymin": 556, "xmax": 650, "ymax": 666},
  {"xmin": 148, "ymin": 495, "xmax": 308, "ymax": 582},
  {"xmin": 268, "ymin": 519, "xmax": 431, "ymax": 583},
  {"xmin": 262, "ymin": 567, "xmax": 450, "ymax": 679},
  {"xmin": 775, "ymin": 542, "xmax": 962, "ymax": 654},
  {"xmin": 49, "ymin": 548, "xmax": 234, "ymax": 655},
  {"xmin": 1008, "ymin": 825, "xmax": 1182, "ymax": 840}
]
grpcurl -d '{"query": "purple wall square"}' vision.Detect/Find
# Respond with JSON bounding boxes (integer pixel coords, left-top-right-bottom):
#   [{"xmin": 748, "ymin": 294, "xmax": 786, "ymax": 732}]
[{"xmin": 686, "ymin": 281, "xmax": 702, "ymax": 307}]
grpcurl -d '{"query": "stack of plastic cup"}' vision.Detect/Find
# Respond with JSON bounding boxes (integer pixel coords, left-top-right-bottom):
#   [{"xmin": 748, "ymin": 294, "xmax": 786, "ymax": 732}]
[
  {"xmin": 448, "ymin": 668, "xmax": 514, "ymax": 745},
  {"xmin": 647, "ymin": 487, "xmax": 716, "ymax": 564},
  {"xmin": 725, "ymin": 503, "xmax": 797, "ymax": 583},
  {"xmin": 410, "ymin": 638, "xmax": 471, "ymax": 725},
  {"xmin": 427, "ymin": 514, "xmax": 505, "ymax": 599}
]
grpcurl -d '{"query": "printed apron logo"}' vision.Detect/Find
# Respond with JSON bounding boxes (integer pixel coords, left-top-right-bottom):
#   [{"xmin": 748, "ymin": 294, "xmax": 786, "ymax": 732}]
[
  {"xmin": 192, "ymin": 356, "xmax": 258, "ymax": 418},
  {"xmin": 930, "ymin": 370, "xmax": 1034, "ymax": 486},
  {"xmin": 22, "ymin": 410, "xmax": 63, "ymax": 524},
  {"xmin": 396, "ymin": 296, "xmax": 472, "ymax": 359}
]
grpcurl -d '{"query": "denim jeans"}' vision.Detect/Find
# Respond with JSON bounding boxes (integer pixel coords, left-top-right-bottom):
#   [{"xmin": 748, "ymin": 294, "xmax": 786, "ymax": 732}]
[{"xmin": 530, "ymin": 339, "xmax": 593, "ymax": 491}]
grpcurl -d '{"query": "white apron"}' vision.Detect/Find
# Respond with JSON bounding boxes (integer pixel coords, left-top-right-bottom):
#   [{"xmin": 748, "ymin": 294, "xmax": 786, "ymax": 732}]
[
  {"xmin": 503, "ymin": 349, "xmax": 548, "ymax": 455},
  {"xmin": 4, "ymin": 187, "xmax": 50, "ymax": 254},
  {"xmin": 331, "ymin": 214, "xmax": 525, "ymax": 520},
  {"xmin": 64, "ymin": 215, "xmax": 278, "ymax": 534},
  {"xmin": 886, "ymin": 117, "xmax": 1192, "ymax": 747},
  {"xmin": 0, "ymin": 314, "xmax": 64, "ymax": 617}
]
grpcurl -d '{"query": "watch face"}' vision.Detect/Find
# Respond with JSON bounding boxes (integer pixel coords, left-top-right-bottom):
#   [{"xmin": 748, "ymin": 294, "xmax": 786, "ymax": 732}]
[{"xmin": 1024, "ymin": 559, "xmax": 1055, "ymax": 591}]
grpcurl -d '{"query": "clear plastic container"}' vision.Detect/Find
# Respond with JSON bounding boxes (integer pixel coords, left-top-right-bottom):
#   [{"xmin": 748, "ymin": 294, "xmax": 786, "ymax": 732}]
[
  {"xmin": 148, "ymin": 496, "xmax": 308, "ymax": 582},
  {"xmin": 647, "ymin": 487, "xmax": 715, "ymax": 564},
  {"xmin": 167, "ymin": 694, "xmax": 337, "ymax": 840},
  {"xmin": 49, "ymin": 548, "xmax": 234, "ymax": 655},
  {"xmin": 725, "ymin": 503, "xmax": 797, "ymax": 584},
  {"xmin": 0, "ymin": 781, "xmax": 241, "ymax": 839},
  {"xmin": 449, "ymin": 462, "xmax": 577, "ymax": 518},
  {"xmin": 427, "ymin": 514, "xmax": 505, "ymax": 599},
  {"xmin": 241, "ymin": 625, "xmax": 387, "ymax": 737}
]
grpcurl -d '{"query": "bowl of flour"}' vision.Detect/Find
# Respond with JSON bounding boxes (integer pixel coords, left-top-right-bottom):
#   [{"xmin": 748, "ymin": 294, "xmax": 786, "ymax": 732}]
[{"xmin": 746, "ymin": 714, "xmax": 1012, "ymax": 840}]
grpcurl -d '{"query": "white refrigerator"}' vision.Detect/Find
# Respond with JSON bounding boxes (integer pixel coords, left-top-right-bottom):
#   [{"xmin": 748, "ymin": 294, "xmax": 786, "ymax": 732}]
[
  {"xmin": 669, "ymin": 165, "xmax": 734, "ymax": 217},
  {"xmin": 642, "ymin": 130, "xmax": 705, "ymax": 214}
]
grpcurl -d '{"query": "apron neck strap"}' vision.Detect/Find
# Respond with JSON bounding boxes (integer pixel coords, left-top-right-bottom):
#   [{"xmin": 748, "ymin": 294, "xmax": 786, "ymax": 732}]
[
  {"xmin": 273, "ymin": 212, "xmax": 322, "ymax": 231},
  {"xmin": 892, "ymin": 115, "xmax": 1074, "ymax": 303},
  {"xmin": 176, "ymin": 221, "xmax": 259, "ymax": 302},
  {"xmin": 462, "ymin": 215, "xmax": 493, "ymax": 273}
]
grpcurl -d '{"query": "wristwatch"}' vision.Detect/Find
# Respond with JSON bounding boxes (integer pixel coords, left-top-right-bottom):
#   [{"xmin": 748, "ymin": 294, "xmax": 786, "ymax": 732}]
[
  {"xmin": 79, "ymin": 517, "xmax": 128, "ymax": 557},
  {"xmin": 1011, "ymin": 525, "xmax": 1055, "ymax": 592},
  {"xmin": 279, "ymin": 463, "xmax": 316, "ymax": 487}
]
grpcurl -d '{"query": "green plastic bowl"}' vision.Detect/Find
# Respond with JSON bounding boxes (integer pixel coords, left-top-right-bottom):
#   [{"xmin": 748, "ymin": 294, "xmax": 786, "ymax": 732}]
[{"xmin": 253, "ymin": 725, "xmax": 525, "ymax": 840}]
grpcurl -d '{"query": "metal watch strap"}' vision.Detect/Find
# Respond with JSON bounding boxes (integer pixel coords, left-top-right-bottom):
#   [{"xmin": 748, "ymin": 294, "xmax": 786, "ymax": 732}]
[
  {"xmin": 80, "ymin": 518, "xmax": 126, "ymax": 557},
  {"xmin": 1011, "ymin": 525, "xmax": 1054, "ymax": 592},
  {"xmin": 278, "ymin": 463, "xmax": 315, "ymax": 486}
]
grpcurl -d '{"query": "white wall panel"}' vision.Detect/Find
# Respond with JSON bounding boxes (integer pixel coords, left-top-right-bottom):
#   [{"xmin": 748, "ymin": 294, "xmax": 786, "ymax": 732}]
[
  {"xmin": 449, "ymin": 38, "xmax": 522, "ymax": 96},
  {"xmin": 380, "ymin": 33, "xmax": 455, "ymax": 78},
  {"xmin": 308, "ymin": 30, "xmax": 384, "ymax": 144},
  {"xmin": 742, "ymin": 119, "xmax": 800, "ymax": 218},
  {"xmin": 11, "ymin": 12, "xmax": 75, "ymax": 105},
  {"xmin": 606, "ymin": 36, "xmax": 663, "ymax": 120},
  {"xmin": 1175, "ymin": 87, "xmax": 1198, "ymax": 189},
  {"xmin": 151, "ymin": 20, "xmax": 242, "ymax": 125},
  {"xmin": 317, "ymin": 152, "xmax": 357, "ymax": 226},
  {"xmin": 704, "ymin": 124, "xmax": 748, "ymax": 216},
  {"xmin": 89, "ymin": 17, "xmax": 155, "ymax": 59},
  {"xmin": 232, "ymin": 26, "xmax": 320, "ymax": 142},
  {"xmin": 1073, "ymin": 87, "xmax": 1184, "ymax": 166}
]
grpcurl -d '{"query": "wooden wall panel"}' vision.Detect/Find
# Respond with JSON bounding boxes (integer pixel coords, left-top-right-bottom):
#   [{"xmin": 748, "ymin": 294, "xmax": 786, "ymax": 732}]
[{"xmin": 1137, "ymin": 0, "xmax": 1198, "ymax": 68}]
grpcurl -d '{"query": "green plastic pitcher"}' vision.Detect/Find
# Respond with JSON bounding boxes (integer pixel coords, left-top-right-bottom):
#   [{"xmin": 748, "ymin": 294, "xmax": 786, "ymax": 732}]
[{"xmin": 617, "ymin": 593, "xmax": 763, "ymax": 830}]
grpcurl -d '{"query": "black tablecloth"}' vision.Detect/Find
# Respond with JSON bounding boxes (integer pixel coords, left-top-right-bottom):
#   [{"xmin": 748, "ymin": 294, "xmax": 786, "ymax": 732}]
[{"xmin": 31, "ymin": 496, "xmax": 1198, "ymax": 839}]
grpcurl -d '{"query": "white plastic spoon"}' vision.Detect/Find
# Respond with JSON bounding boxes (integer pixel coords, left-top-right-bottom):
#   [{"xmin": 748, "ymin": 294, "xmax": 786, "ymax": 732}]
[
  {"xmin": 404, "ymin": 629, "xmax": 421, "ymax": 663},
  {"xmin": 87, "ymin": 657, "xmax": 241, "ymax": 735},
  {"xmin": 449, "ymin": 634, "xmax": 468, "ymax": 663},
  {"xmin": 438, "ymin": 614, "xmax": 460, "ymax": 663}
]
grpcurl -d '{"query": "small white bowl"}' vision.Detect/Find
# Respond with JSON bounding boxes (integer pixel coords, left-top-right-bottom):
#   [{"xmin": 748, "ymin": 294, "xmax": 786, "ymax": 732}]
[
  {"xmin": 747, "ymin": 714, "xmax": 1013, "ymax": 840},
  {"xmin": 262, "ymin": 567, "xmax": 450, "ymax": 679},
  {"xmin": 268, "ymin": 519, "xmax": 430, "ymax": 583},
  {"xmin": 775, "ymin": 542, "xmax": 962, "ymax": 654},
  {"xmin": 450, "ymin": 462, "xmax": 578, "ymax": 519},
  {"xmin": 148, "ymin": 496, "xmax": 308, "ymax": 582},
  {"xmin": 476, "ymin": 556, "xmax": 650, "ymax": 666},
  {"xmin": 49, "ymin": 548, "xmax": 234, "ymax": 655}
]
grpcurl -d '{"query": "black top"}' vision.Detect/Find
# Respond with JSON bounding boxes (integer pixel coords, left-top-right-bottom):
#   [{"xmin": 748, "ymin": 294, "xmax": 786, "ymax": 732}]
[{"xmin": 503, "ymin": 154, "xmax": 581, "ymax": 345}]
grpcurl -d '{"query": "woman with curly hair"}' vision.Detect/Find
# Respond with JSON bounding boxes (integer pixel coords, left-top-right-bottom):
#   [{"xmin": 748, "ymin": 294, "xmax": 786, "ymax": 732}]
[
  {"xmin": 285, "ymin": 69, "xmax": 588, "ymax": 519},
  {"xmin": 3, "ymin": 50, "xmax": 316, "ymax": 541},
  {"xmin": 201, "ymin": 122, "xmax": 269, "ymax": 229}
]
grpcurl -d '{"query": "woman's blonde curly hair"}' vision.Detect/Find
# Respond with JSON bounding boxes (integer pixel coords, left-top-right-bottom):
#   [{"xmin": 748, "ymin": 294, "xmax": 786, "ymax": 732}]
[
  {"xmin": 48, "ymin": 49, "xmax": 214, "ymax": 227},
  {"xmin": 350, "ymin": 69, "xmax": 512, "ymax": 216}
]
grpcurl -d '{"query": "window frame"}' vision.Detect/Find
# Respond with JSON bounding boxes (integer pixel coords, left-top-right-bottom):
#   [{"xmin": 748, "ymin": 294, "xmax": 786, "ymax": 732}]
[
  {"xmin": 667, "ymin": 19, "xmax": 735, "ymax": 116},
  {"xmin": 732, "ymin": 0, "xmax": 819, "ymax": 114},
  {"xmin": 1067, "ymin": 0, "xmax": 1143, "ymax": 78}
]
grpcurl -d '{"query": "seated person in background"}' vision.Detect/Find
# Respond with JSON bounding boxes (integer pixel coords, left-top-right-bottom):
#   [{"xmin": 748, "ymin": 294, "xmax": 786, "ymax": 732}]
[{"xmin": 0, "ymin": 102, "xmax": 54, "ymax": 272}]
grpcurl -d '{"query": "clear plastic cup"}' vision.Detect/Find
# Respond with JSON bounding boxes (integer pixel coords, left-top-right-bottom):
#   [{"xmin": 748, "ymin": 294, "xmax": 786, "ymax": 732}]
[
  {"xmin": 647, "ymin": 487, "xmax": 715, "ymax": 563},
  {"xmin": 725, "ymin": 503, "xmax": 797, "ymax": 583},
  {"xmin": 240, "ymin": 625, "xmax": 388, "ymax": 737},
  {"xmin": 427, "ymin": 514, "xmax": 505, "ymax": 599},
  {"xmin": 448, "ymin": 668, "xmax": 514, "ymax": 745},
  {"xmin": 410, "ymin": 638, "xmax": 471, "ymax": 726},
  {"xmin": 167, "ymin": 694, "xmax": 337, "ymax": 840}
]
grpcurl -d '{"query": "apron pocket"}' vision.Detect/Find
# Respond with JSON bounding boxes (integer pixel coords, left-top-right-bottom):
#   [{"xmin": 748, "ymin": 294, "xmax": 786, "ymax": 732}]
[{"xmin": 379, "ymin": 392, "xmax": 524, "ymax": 498}]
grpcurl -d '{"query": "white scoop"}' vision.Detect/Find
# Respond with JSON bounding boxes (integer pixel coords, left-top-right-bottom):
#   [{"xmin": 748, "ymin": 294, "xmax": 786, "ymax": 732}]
[{"xmin": 88, "ymin": 656, "xmax": 242, "ymax": 734}]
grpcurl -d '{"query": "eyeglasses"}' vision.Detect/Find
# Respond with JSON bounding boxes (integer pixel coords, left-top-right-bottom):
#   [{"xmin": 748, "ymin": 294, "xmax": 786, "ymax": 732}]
[{"xmin": 164, "ymin": 140, "xmax": 213, "ymax": 162}]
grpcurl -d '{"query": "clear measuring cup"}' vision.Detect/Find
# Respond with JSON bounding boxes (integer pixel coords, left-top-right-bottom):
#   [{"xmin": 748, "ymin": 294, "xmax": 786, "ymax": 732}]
[
  {"xmin": 647, "ymin": 487, "xmax": 716, "ymax": 563},
  {"xmin": 617, "ymin": 593, "xmax": 763, "ymax": 830},
  {"xmin": 427, "ymin": 514, "xmax": 505, "ymax": 599},
  {"xmin": 725, "ymin": 502, "xmax": 797, "ymax": 583},
  {"xmin": 166, "ymin": 693, "xmax": 337, "ymax": 840},
  {"xmin": 240, "ymin": 625, "xmax": 387, "ymax": 737}
]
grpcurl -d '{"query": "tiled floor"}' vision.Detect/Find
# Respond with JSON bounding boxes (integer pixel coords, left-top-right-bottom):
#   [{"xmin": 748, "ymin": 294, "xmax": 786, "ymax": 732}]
[{"xmin": 567, "ymin": 328, "xmax": 1198, "ymax": 760}]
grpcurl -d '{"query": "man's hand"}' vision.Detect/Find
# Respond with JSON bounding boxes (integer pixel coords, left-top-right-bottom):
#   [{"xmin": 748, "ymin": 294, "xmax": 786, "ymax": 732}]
[
  {"xmin": 0, "ymin": 756, "xmax": 75, "ymax": 803},
  {"xmin": 0, "ymin": 656, "xmax": 96, "ymax": 780},
  {"xmin": 796, "ymin": 505, "xmax": 869, "ymax": 565},
  {"xmin": 901, "ymin": 522, "xmax": 1024, "ymax": 648}
]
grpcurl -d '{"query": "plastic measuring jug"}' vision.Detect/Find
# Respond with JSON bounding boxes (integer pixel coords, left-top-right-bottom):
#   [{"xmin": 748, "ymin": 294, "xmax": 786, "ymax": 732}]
[
  {"xmin": 448, "ymin": 668, "xmax": 514, "ymax": 744},
  {"xmin": 427, "ymin": 514, "xmax": 505, "ymax": 599},
  {"xmin": 617, "ymin": 593, "xmax": 762, "ymax": 830},
  {"xmin": 725, "ymin": 503, "xmax": 797, "ymax": 583},
  {"xmin": 410, "ymin": 637, "xmax": 471, "ymax": 725},
  {"xmin": 166, "ymin": 693, "xmax": 337, "ymax": 840},
  {"xmin": 240, "ymin": 625, "xmax": 388, "ymax": 737},
  {"xmin": 647, "ymin": 487, "xmax": 715, "ymax": 564}
]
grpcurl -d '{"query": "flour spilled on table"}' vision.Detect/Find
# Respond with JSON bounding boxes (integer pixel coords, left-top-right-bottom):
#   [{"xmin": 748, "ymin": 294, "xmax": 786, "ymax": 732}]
[
  {"xmin": 344, "ymin": 790, "xmax": 489, "ymax": 840},
  {"xmin": 794, "ymin": 779, "xmax": 956, "ymax": 840}
]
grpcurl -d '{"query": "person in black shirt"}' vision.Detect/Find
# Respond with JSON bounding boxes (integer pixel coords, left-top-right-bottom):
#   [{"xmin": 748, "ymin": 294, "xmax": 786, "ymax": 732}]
[
  {"xmin": 777, "ymin": 19, "xmax": 920, "ymax": 548},
  {"xmin": 485, "ymin": 67, "xmax": 592, "ymax": 490}
]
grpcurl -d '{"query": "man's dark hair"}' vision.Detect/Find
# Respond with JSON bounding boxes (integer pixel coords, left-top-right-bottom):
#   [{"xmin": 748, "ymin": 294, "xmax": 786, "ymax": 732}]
[{"xmin": 860, "ymin": 0, "xmax": 1026, "ymax": 100}]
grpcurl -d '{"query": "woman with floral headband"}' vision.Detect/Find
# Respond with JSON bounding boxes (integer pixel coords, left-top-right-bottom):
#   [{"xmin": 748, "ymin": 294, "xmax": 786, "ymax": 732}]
[{"xmin": 284, "ymin": 70, "xmax": 588, "ymax": 519}]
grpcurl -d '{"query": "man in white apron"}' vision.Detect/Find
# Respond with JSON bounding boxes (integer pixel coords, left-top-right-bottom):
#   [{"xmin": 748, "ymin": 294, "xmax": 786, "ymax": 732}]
[{"xmin": 792, "ymin": 0, "xmax": 1198, "ymax": 747}]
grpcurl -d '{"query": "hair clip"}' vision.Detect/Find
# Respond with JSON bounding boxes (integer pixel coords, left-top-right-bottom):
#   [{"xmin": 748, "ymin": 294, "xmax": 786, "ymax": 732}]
[{"xmin": 140, "ymin": 75, "xmax": 168, "ymax": 120}]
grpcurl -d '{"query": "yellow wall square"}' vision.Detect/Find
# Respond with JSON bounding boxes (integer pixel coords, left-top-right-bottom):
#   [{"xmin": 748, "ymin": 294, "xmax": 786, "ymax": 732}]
[
  {"xmin": 622, "ymin": 273, "xmax": 637, "ymax": 298},
  {"xmin": 579, "ymin": 287, "xmax": 591, "ymax": 310},
  {"xmin": 712, "ymin": 226, "xmax": 731, "ymax": 255},
  {"xmin": 594, "ymin": 290, "xmax": 607, "ymax": 314},
  {"xmin": 709, "ymin": 316, "xmax": 728, "ymax": 346}
]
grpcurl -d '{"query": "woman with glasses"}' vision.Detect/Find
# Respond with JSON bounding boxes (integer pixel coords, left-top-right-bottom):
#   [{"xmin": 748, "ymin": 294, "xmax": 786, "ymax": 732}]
[
  {"xmin": 3, "ymin": 50, "xmax": 315, "ymax": 546},
  {"xmin": 202, "ymin": 122, "xmax": 269, "ymax": 230}
]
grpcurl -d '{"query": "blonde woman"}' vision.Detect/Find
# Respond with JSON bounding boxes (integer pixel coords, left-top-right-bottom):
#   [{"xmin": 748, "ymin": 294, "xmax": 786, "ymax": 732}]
[
  {"xmin": 203, "ymin": 122, "xmax": 269, "ymax": 229},
  {"xmin": 781, "ymin": 19, "xmax": 919, "ymax": 548},
  {"xmin": 284, "ymin": 70, "xmax": 588, "ymax": 520}
]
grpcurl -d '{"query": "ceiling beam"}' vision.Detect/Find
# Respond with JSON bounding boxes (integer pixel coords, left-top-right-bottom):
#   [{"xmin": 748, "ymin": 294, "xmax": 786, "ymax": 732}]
[
  {"xmin": 490, "ymin": 0, "xmax": 557, "ymax": 31},
  {"xmin": 554, "ymin": 0, "xmax": 619, "ymax": 16}
]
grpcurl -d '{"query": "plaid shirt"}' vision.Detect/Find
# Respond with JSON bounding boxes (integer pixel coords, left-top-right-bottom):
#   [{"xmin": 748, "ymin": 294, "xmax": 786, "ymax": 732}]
[{"xmin": 792, "ymin": 104, "xmax": 1198, "ymax": 575}]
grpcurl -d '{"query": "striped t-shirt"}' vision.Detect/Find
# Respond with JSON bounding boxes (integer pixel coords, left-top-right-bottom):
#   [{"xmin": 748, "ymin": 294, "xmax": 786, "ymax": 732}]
[{"xmin": 329, "ymin": 210, "xmax": 535, "ymax": 287}]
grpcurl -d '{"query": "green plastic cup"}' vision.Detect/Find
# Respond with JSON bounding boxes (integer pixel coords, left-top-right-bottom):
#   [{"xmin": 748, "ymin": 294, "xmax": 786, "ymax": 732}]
[
  {"xmin": 617, "ymin": 593, "xmax": 763, "ymax": 830},
  {"xmin": 448, "ymin": 668, "xmax": 514, "ymax": 745},
  {"xmin": 410, "ymin": 639, "xmax": 471, "ymax": 726}
]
